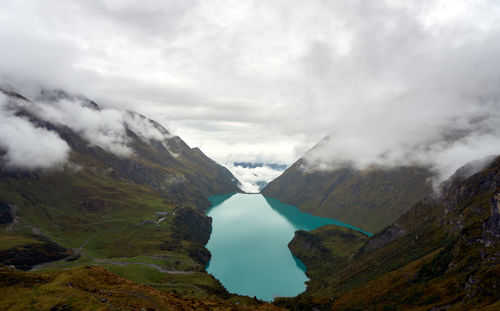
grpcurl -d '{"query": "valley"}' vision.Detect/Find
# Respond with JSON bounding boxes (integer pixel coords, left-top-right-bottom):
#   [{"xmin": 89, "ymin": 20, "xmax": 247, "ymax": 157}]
[
  {"xmin": 0, "ymin": 88, "xmax": 498, "ymax": 311},
  {"xmin": 2, "ymin": 1, "xmax": 500, "ymax": 310}
]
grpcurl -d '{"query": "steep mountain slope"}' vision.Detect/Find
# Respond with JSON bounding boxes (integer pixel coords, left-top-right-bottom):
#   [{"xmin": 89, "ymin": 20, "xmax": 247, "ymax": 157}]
[
  {"xmin": 1, "ymin": 88, "xmax": 239, "ymax": 209},
  {"xmin": 0, "ymin": 88, "xmax": 243, "ymax": 304},
  {"xmin": 262, "ymin": 143, "xmax": 433, "ymax": 233},
  {"xmin": 278, "ymin": 156, "xmax": 500, "ymax": 310}
]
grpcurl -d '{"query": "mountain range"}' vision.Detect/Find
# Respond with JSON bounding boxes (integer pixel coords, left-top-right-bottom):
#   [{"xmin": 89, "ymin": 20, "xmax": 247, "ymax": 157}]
[{"xmin": 234, "ymin": 162, "xmax": 288, "ymax": 171}]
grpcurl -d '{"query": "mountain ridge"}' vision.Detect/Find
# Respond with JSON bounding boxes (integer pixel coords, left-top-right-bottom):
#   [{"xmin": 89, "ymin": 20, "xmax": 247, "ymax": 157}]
[
  {"xmin": 0, "ymin": 87, "xmax": 240, "ymax": 209},
  {"xmin": 262, "ymin": 150, "xmax": 434, "ymax": 233}
]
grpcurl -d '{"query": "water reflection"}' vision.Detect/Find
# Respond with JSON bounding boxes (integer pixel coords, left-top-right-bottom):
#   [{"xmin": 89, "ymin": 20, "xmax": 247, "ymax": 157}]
[
  {"xmin": 264, "ymin": 196, "xmax": 373, "ymax": 236},
  {"xmin": 207, "ymin": 192, "xmax": 237, "ymax": 209}
]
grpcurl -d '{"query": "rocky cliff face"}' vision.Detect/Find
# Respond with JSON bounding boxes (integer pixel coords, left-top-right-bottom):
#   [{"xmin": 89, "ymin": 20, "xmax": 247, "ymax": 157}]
[
  {"xmin": 286, "ymin": 226, "xmax": 369, "ymax": 296},
  {"xmin": 485, "ymin": 193, "xmax": 500, "ymax": 244},
  {"xmin": 364, "ymin": 156, "xmax": 499, "ymax": 253},
  {"xmin": 0, "ymin": 239, "xmax": 72, "ymax": 270},
  {"xmin": 0, "ymin": 202, "xmax": 12, "ymax": 224}
]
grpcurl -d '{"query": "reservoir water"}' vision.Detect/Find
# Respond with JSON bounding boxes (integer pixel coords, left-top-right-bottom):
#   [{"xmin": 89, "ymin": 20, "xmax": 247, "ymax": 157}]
[{"xmin": 205, "ymin": 193, "xmax": 371, "ymax": 301}]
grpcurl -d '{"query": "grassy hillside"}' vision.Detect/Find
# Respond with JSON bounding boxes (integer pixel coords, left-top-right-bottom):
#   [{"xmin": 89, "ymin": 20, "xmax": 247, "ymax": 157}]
[
  {"xmin": 0, "ymin": 265, "xmax": 283, "ymax": 310},
  {"xmin": 262, "ymin": 157, "xmax": 433, "ymax": 233},
  {"xmin": 276, "ymin": 156, "xmax": 500, "ymax": 310}
]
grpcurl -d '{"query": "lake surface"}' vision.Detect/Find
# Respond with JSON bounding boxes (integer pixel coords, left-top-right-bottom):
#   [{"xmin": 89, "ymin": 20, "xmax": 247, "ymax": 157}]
[{"xmin": 205, "ymin": 193, "xmax": 371, "ymax": 301}]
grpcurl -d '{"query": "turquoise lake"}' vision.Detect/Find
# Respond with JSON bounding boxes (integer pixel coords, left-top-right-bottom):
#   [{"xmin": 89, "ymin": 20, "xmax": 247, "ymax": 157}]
[{"xmin": 205, "ymin": 193, "xmax": 371, "ymax": 301}]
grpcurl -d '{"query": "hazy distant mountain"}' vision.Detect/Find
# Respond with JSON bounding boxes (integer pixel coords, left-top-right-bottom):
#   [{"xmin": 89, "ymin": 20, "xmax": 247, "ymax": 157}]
[
  {"xmin": 279, "ymin": 156, "xmax": 500, "ymax": 310},
  {"xmin": 262, "ymin": 142, "xmax": 434, "ymax": 233},
  {"xmin": 234, "ymin": 162, "xmax": 288, "ymax": 171},
  {"xmin": 229, "ymin": 162, "xmax": 288, "ymax": 193}
]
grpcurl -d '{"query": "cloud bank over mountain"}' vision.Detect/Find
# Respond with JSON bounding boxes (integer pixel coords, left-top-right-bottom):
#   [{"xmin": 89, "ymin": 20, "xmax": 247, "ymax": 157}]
[
  {"xmin": 0, "ymin": 93, "xmax": 70, "ymax": 169},
  {"xmin": 0, "ymin": 90, "xmax": 176, "ymax": 169},
  {"xmin": 1, "ymin": 0, "xmax": 499, "ymax": 179}
]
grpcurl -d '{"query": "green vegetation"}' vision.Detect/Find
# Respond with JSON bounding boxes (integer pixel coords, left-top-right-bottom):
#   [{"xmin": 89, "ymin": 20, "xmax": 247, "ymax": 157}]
[
  {"xmin": 0, "ymin": 232, "xmax": 38, "ymax": 251},
  {"xmin": 287, "ymin": 225, "xmax": 369, "ymax": 296},
  {"xmin": 0, "ymin": 167, "xmax": 233, "ymax": 297}
]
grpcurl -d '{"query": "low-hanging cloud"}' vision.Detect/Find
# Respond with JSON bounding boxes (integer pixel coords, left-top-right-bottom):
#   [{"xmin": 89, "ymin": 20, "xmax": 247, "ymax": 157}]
[
  {"xmin": 227, "ymin": 164, "xmax": 285, "ymax": 193},
  {"xmin": 33, "ymin": 94, "xmax": 177, "ymax": 157},
  {"xmin": 0, "ymin": 93, "xmax": 70, "ymax": 169},
  {"xmin": 0, "ymin": 90, "xmax": 178, "ymax": 170},
  {"xmin": 34, "ymin": 96, "xmax": 133, "ymax": 156},
  {"xmin": 124, "ymin": 111, "xmax": 174, "ymax": 142},
  {"xmin": 289, "ymin": 1, "xmax": 500, "ymax": 181}
]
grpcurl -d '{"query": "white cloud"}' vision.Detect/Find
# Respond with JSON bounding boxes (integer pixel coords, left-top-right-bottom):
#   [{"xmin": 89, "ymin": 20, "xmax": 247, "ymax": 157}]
[
  {"xmin": 31, "ymin": 95, "xmax": 178, "ymax": 157},
  {"xmin": 35, "ymin": 97, "xmax": 133, "ymax": 156},
  {"xmin": 0, "ymin": 94, "xmax": 70, "ymax": 169},
  {"xmin": 0, "ymin": 90, "xmax": 180, "ymax": 169},
  {"xmin": 124, "ymin": 111, "xmax": 173, "ymax": 142},
  {"xmin": 226, "ymin": 164, "xmax": 286, "ymax": 193}
]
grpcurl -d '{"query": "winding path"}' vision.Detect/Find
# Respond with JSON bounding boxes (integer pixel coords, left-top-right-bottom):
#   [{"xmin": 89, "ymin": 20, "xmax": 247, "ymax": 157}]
[{"xmin": 31, "ymin": 232, "xmax": 196, "ymax": 276}]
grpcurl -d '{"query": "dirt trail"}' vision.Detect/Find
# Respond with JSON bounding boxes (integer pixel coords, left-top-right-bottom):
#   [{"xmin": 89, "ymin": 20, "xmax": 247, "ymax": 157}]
[
  {"xmin": 30, "ymin": 232, "xmax": 98, "ymax": 270},
  {"xmin": 29, "ymin": 219, "xmax": 196, "ymax": 276},
  {"xmin": 32, "ymin": 256, "xmax": 197, "ymax": 274},
  {"xmin": 147, "ymin": 282, "xmax": 206, "ymax": 295},
  {"xmin": 31, "ymin": 234, "xmax": 196, "ymax": 275},
  {"xmin": 90, "ymin": 258, "xmax": 196, "ymax": 274},
  {"xmin": 76, "ymin": 232, "xmax": 98, "ymax": 252}
]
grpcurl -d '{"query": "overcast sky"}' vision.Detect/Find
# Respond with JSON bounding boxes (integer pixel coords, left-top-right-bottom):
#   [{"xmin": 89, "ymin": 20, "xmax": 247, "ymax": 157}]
[{"xmin": 1, "ymin": 0, "xmax": 500, "ymax": 181}]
